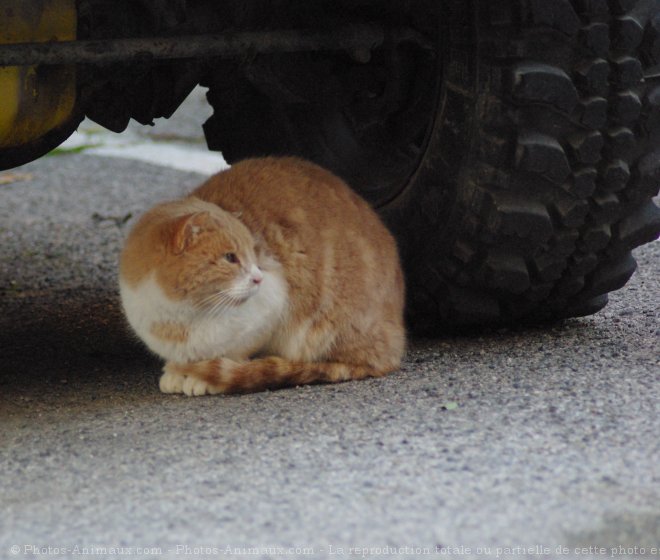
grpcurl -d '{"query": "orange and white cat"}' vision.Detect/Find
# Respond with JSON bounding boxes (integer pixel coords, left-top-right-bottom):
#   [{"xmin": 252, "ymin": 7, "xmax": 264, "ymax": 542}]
[{"xmin": 119, "ymin": 157, "xmax": 405, "ymax": 396}]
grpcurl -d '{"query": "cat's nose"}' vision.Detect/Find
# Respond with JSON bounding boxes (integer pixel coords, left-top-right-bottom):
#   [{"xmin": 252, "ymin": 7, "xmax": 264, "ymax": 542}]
[{"xmin": 251, "ymin": 266, "xmax": 263, "ymax": 285}]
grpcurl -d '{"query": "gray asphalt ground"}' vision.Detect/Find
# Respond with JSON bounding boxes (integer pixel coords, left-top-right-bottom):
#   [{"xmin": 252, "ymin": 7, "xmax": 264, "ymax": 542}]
[{"xmin": 1, "ymin": 99, "xmax": 659, "ymax": 559}]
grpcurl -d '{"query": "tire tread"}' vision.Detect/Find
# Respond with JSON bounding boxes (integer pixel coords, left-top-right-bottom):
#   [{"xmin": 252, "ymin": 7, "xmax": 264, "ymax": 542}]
[{"xmin": 410, "ymin": 0, "xmax": 660, "ymax": 331}]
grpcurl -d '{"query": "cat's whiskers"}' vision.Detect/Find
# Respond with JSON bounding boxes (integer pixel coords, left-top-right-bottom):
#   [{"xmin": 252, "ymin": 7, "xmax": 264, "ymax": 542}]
[
  {"xmin": 209, "ymin": 295, "xmax": 238, "ymax": 318},
  {"xmin": 196, "ymin": 290, "xmax": 231, "ymax": 308},
  {"xmin": 196, "ymin": 290, "xmax": 234, "ymax": 316},
  {"xmin": 195, "ymin": 288, "xmax": 248, "ymax": 319}
]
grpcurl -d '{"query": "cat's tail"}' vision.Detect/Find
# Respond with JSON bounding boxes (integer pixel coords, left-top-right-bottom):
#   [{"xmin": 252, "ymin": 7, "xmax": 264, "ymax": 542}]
[{"xmin": 167, "ymin": 356, "xmax": 392, "ymax": 395}]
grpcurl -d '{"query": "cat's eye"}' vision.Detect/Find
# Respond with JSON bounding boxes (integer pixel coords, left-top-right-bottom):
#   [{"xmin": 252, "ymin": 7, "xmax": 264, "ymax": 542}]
[{"xmin": 224, "ymin": 252, "xmax": 239, "ymax": 264}]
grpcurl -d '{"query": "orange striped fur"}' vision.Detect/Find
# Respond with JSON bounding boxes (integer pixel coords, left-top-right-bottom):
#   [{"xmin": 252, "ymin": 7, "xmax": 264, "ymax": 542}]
[{"xmin": 164, "ymin": 358, "xmax": 380, "ymax": 395}]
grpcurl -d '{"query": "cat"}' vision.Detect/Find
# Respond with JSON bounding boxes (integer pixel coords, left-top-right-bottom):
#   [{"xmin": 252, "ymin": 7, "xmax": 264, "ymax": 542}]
[{"xmin": 119, "ymin": 157, "xmax": 405, "ymax": 396}]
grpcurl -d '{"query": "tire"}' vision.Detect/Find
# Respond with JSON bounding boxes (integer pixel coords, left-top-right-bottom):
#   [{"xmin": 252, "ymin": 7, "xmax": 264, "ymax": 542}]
[{"xmin": 202, "ymin": 0, "xmax": 660, "ymax": 333}]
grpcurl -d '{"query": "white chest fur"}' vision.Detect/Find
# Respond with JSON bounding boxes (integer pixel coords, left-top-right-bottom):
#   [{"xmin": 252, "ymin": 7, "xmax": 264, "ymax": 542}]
[{"xmin": 119, "ymin": 272, "xmax": 289, "ymax": 363}]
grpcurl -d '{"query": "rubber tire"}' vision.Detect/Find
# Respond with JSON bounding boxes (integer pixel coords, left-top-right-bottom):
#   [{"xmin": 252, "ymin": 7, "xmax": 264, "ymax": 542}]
[
  {"xmin": 206, "ymin": 0, "xmax": 660, "ymax": 334},
  {"xmin": 383, "ymin": 0, "xmax": 660, "ymax": 333}
]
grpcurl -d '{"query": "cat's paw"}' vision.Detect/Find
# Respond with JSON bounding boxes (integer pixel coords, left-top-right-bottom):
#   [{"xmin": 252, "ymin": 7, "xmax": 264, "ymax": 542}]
[
  {"xmin": 161, "ymin": 359, "xmax": 233, "ymax": 396},
  {"xmin": 182, "ymin": 375, "xmax": 223, "ymax": 397},
  {"xmin": 159, "ymin": 368, "xmax": 186, "ymax": 394}
]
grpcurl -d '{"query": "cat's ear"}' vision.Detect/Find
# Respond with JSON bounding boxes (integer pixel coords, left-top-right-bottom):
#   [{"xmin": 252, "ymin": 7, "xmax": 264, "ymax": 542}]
[{"xmin": 170, "ymin": 212, "xmax": 216, "ymax": 254}]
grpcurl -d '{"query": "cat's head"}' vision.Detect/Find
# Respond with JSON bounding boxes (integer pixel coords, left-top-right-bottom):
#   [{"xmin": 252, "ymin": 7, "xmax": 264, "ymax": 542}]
[{"xmin": 121, "ymin": 198, "xmax": 264, "ymax": 310}]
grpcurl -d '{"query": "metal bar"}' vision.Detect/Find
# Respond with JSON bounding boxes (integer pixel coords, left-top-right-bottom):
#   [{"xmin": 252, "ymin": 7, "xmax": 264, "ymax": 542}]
[{"xmin": 0, "ymin": 25, "xmax": 386, "ymax": 67}]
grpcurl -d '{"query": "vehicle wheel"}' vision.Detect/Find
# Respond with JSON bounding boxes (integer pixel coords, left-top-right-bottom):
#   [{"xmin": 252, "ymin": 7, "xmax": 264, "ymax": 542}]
[{"xmin": 203, "ymin": 0, "xmax": 660, "ymax": 333}]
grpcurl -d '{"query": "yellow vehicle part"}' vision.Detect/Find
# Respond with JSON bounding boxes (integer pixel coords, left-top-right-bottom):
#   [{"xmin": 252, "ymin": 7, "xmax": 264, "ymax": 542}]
[{"xmin": 0, "ymin": 0, "xmax": 77, "ymax": 149}]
